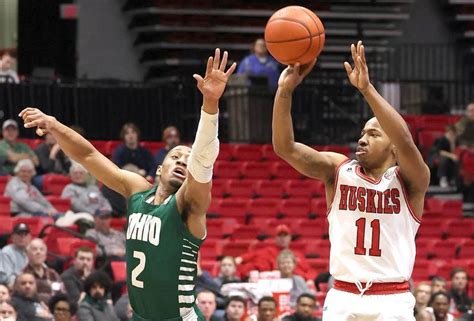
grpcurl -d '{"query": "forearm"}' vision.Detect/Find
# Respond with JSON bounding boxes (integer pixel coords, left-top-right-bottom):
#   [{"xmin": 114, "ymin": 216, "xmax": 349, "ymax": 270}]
[
  {"xmin": 361, "ymin": 85, "xmax": 414, "ymax": 148},
  {"xmin": 272, "ymin": 87, "xmax": 296, "ymax": 155}
]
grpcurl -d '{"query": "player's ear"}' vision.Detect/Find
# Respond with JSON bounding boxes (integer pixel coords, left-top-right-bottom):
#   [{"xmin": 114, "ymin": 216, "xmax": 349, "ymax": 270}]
[
  {"xmin": 392, "ymin": 145, "xmax": 398, "ymax": 162},
  {"xmin": 156, "ymin": 165, "xmax": 162, "ymax": 177}
]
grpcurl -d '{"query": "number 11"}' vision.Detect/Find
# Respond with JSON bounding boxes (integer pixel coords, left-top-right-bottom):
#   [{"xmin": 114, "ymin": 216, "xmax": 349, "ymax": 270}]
[{"xmin": 354, "ymin": 218, "xmax": 381, "ymax": 256}]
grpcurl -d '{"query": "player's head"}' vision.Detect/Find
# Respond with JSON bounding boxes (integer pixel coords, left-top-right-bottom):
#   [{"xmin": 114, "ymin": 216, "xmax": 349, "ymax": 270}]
[
  {"xmin": 257, "ymin": 296, "xmax": 277, "ymax": 321},
  {"xmin": 84, "ymin": 271, "xmax": 112, "ymax": 300},
  {"xmin": 428, "ymin": 291, "xmax": 450, "ymax": 320},
  {"xmin": 156, "ymin": 145, "xmax": 191, "ymax": 191},
  {"xmin": 450, "ymin": 267, "xmax": 468, "ymax": 292},
  {"xmin": 219, "ymin": 256, "xmax": 237, "ymax": 279},
  {"xmin": 466, "ymin": 102, "xmax": 474, "ymax": 121},
  {"xmin": 295, "ymin": 294, "xmax": 317, "ymax": 320},
  {"xmin": 73, "ymin": 246, "xmax": 94, "ymax": 273},
  {"xmin": 356, "ymin": 117, "xmax": 396, "ymax": 169},
  {"xmin": 431, "ymin": 276, "xmax": 447, "ymax": 294},
  {"xmin": 225, "ymin": 296, "xmax": 246, "ymax": 321},
  {"xmin": 120, "ymin": 123, "xmax": 140, "ymax": 148},
  {"xmin": 197, "ymin": 290, "xmax": 216, "ymax": 321},
  {"xmin": 414, "ymin": 282, "xmax": 432, "ymax": 307}
]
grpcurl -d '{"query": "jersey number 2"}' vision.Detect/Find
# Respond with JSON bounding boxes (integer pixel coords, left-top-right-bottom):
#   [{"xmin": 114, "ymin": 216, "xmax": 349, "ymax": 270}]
[
  {"xmin": 354, "ymin": 218, "xmax": 381, "ymax": 256},
  {"xmin": 132, "ymin": 251, "xmax": 146, "ymax": 288}
]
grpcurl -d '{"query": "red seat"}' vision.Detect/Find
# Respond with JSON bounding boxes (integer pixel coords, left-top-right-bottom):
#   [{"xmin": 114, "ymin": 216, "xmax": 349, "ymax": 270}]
[
  {"xmin": 17, "ymin": 138, "xmax": 42, "ymax": 149},
  {"xmin": 231, "ymin": 226, "xmax": 261, "ymax": 240},
  {"xmin": 459, "ymin": 240, "xmax": 474, "ymax": 259},
  {"xmin": 254, "ymin": 179, "xmax": 286, "ymax": 198},
  {"xmin": 284, "ymin": 179, "xmax": 325, "ymax": 198},
  {"xmin": 295, "ymin": 220, "xmax": 326, "ymax": 239},
  {"xmin": 417, "ymin": 129, "xmax": 444, "ymax": 158},
  {"xmin": 248, "ymin": 199, "xmax": 280, "ymax": 219},
  {"xmin": 0, "ymin": 217, "xmax": 13, "ymax": 234},
  {"xmin": 217, "ymin": 144, "xmax": 233, "ymax": 161},
  {"xmin": 0, "ymin": 176, "xmax": 10, "ymax": 194},
  {"xmin": 224, "ymin": 179, "xmax": 256, "ymax": 198},
  {"xmin": 444, "ymin": 219, "xmax": 474, "ymax": 238},
  {"xmin": 232, "ymin": 144, "xmax": 263, "ymax": 161},
  {"xmin": 12, "ymin": 217, "xmax": 53, "ymax": 237},
  {"xmin": 305, "ymin": 239, "xmax": 330, "ymax": 259},
  {"xmin": 252, "ymin": 218, "xmax": 302, "ymax": 237},
  {"xmin": 200, "ymin": 260, "xmax": 220, "ymax": 277},
  {"xmin": 111, "ymin": 261, "xmax": 127, "ymax": 282},
  {"xmin": 140, "ymin": 141, "xmax": 165, "ymax": 154},
  {"xmin": 214, "ymin": 161, "xmax": 241, "ymax": 179},
  {"xmin": 279, "ymin": 198, "xmax": 311, "ymax": 218},
  {"xmin": 90, "ymin": 140, "xmax": 110, "ymax": 156},
  {"xmin": 206, "ymin": 218, "xmax": 237, "ymax": 239},
  {"xmin": 416, "ymin": 219, "xmax": 444, "ymax": 239},
  {"xmin": 211, "ymin": 179, "xmax": 226, "ymax": 198},
  {"xmin": 200, "ymin": 238, "xmax": 219, "ymax": 260},
  {"xmin": 261, "ymin": 144, "xmax": 280, "ymax": 161},
  {"xmin": 55, "ymin": 237, "xmax": 96, "ymax": 257},
  {"xmin": 0, "ymin": 196, "xmax": 11, "ymax": 216},
  {"xmin": 241, "ymin": 162, "xmax": 272, "ymax": 179},
  {"xmin": 215, "ymin": 199, "xmax": 249, "ymax": 222},
  {"xmin": 110, "ymin": 218, "xmax": 127, "ymax": 231},
  {"xmin": 412, "ymin": 259, "xmax": 432, "ymax": 281},
  {"xmin": 425, "ymin": 198, "xmax": 462, "ymax": 217},
  {"xmin": 415, "ymin": 239, "xmax": 434, "ymax": 260},
  {"xmin": 105, "ymin": 140, "xmax": 122, "ymax": 157},
  {"xmin": 216, "ymin": 239, "xmax": 255, "ymax": 257},
  {"xmin": 429, "ymin": 239, "xmax": 460, "ymax": 259},
  {"xmin": 271, "ymin": 162, "xmax": 303, "ymax": 179},
  {"xmin": 310, "ymin": 198, "xmax": 328, "ymax": 217},
  {"xmin": 307, "ymin": 258, "xmax": 329, "ymax": 272},
  {"xmin": 46, "ymin": 196, "xmax": 71, "ymax": 212},
  {"xmin": 42, "ymin": 174, "xmax": 71, "ymax": 195}
]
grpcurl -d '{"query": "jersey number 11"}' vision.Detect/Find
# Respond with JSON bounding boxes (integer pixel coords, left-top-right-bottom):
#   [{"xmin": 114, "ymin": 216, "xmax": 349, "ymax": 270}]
[{"xmin": 354, "ymin": 218, "xmax": 382, "ymax": 257}]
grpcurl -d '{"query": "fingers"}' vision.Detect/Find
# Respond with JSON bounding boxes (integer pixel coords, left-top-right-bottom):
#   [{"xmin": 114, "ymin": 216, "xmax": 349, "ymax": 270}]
[
  {"xmin": 36, "ymin": 128, "xmax": 46, "ymax": 137},
  {"xmin": 219, "ymin": 51, "xmax": 228, "ymax": 71},
  {"xmin": 294, "ymin": 63, "xmax": 301, "ymax": 76},
  {"xmin": 24, "ymin": 119, "xmax": 43, "ymax": 128},
  {"xmin": 205, "ymin": 56, "xmax": 213, "ymax": 76},
  {"xmin": 351, "ymin": 44, "xmax": 357, "ymax": 63},
  {"xmin": 213, "ymin": 48, "xmax": 220, "ymax": 70},
  {"xmin": 225, "ymin": 62, "xmax": 237, "ymax": 77},
  {"xmin": 344, "ymin": 61, "xmax": 353, "ymax": 76},
  {"xmin": 301, "ymin": 59, "xmax": 317, "ymax": 77},
  {"xmin": 360, "ymin": 44, "xmax": 367, "ymax": 66},
  {"xmin": 193, "ymin": 74, "xmax": 204, "ymax": 84},
  {"xmin": 357, "ymin": 40, "xmax": 362, "ymax": 56},
  {"xmin": 19, "ymin": 107, "xmax": 37, "ymax": 118}
]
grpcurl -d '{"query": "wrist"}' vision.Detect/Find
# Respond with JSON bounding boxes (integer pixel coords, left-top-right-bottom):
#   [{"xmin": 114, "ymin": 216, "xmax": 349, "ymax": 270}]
[
  {"xmin": 360, "ymin": 83, "xmax": 375, "ymax": 96},
  {"xmin": 203, "ymin": 97, "xmax": 219, "ymax": 113},
  {"xmin": 277, "ymin": 87, "xmax": 294, "ymax": 99}
]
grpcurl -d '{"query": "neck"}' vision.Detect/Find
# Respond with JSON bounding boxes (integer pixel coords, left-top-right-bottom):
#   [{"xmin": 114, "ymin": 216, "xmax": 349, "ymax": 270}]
[
  {"xmin": 154, "ymin": 184, "xmax": 175, "ymax": 205},
  {"xmin": 126, "ymin": 142, "xmax": 138, "ymax": 149},
  {"xmin": 32, "ymin": 264, "xmax": 44, "ymax": 275},
  {"xmin": 415, "ymin": 303, "xmax": 427, "ymax": 311},
  {"xmin": 97, "ymin": 227, "xmax": 109, "ymax": 234},
  {"xmin": 361, "ymin": 162, "xmax": 394, "ymax": 180},
  {"xmin": 281, "ymin": 273, "xmax": 292, "ymax": 278},
  {"xmin": 255, "ymin": 53, "xmax": 265, "ymax": 59}
]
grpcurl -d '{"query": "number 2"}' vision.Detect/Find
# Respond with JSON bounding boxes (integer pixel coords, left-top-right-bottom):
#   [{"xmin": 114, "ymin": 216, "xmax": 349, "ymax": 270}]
[
  {"xmin": 354, "ymin": 218, "xmax": 381, "ymax": 256},
  {"xmin": 132, "ymin": 251, "xmax": 146, "ymax": 288}
]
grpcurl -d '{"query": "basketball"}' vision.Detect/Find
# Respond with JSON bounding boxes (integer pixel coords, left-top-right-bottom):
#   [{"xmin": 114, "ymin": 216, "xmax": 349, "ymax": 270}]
[{"xmin": 264, "ymin": 6, "xmax": 325, "ymax": 65}]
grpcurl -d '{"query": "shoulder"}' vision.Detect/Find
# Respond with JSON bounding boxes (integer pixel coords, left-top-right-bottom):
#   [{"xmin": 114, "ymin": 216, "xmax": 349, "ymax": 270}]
[
  {"xmin": 16, "ymin": 142, "xmax": 33, "ymax": 151},
  {"xmin": 2, "ymin": 245, "xmax": 14, "ymax": 255}
]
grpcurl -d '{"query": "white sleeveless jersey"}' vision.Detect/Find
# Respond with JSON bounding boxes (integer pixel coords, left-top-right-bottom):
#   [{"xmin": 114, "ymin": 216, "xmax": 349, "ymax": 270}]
[{"xmin": 327, "ymin": 159, "xmax": 420, "ymax": 283}]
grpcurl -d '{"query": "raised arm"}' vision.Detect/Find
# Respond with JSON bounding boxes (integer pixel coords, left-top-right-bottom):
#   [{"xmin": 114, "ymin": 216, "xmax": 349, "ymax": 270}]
[
  {"xmin": 272, "ymin": 61, "xmax": 348, "ymax": 183},
  {"xmin": 176, "ymin": 49, "xmax": 237, "ymax": 238},
  {"xmin": 19, "ymin": 108, "xmax": 151, "ymax": 198},
  {"xmin": 344, "ymin": 41, "xmax": 430, "ymax": 211}
]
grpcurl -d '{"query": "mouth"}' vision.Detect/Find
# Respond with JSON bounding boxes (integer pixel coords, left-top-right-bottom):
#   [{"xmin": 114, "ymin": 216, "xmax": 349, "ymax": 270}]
[
  {"xmin": 356, "ymin": 146, "xmax": 368, "ymax": 156},
  {"xmin": 172, "ymin": 167, "xmax": 186, "ymax": 179}
]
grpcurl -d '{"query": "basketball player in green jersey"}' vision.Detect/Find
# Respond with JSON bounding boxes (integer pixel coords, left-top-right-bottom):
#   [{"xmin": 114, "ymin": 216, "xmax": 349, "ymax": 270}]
[{"xmin": 19, "ymin": 48, "xmax": 237, "ymax": 321}]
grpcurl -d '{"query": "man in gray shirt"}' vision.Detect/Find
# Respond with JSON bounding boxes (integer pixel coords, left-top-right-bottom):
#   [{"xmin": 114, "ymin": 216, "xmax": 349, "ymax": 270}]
[
  {"xmin": 0, "ymin": 223, "xmax": 31, "ymax": 287},
  {"xmin": 85, "ymin": 208, "xmax": 125, "ymax": 259}
]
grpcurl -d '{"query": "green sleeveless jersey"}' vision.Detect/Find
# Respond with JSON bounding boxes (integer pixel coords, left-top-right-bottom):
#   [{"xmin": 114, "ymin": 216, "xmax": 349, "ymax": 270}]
[{"xmin": 126, "ymin": 187, "xmax": 205, "ymax": 321}]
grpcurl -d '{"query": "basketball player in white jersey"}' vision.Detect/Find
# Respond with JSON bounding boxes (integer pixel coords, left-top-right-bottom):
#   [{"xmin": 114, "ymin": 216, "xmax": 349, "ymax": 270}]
[{"xmin": 272, "ymin": 41, "xmax": 429, "ymax": 321}]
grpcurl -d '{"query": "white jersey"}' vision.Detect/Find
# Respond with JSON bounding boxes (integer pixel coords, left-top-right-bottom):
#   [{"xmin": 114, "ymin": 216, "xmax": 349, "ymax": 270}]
[{"xmin": 327, "ymin": 159, "xmax": 420, "ymax": 283}]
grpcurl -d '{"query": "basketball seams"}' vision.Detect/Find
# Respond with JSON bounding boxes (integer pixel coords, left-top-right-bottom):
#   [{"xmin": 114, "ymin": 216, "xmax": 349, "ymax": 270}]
[
  {"xmin": 298, "ymin": 7, "xmax": 324, "ymax": 56},
  {"xmin": 265, "ymin": 17, "xmax": 312, "ymax": 61},
  {"xmin": 277, "ymin": 35, "xmax": 324, "ymax": 64}
]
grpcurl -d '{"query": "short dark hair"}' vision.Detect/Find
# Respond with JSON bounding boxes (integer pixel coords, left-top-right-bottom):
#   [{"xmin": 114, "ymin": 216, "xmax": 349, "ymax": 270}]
[
  {"xmin": 428, "ymin": 291, "xmax": 451, "ymax": 307},
  {"xmin": 431, "ymin": 276, "xmax": 447, "ymax": 284},
  {"xmin": 74, "ymin": 246, "xmax": 94, "ymax": 258},
  {"xmin": 258, "ymin": 296, "xmax": 276, "ymax": 308},
  {"xmin": 450, "ymin": 267, "xmax": 467, "ymax": 280},
  {"xmin": 120, "ymin": 123, "xmax": 141, "ymax": 141},
  {"xmin": 296, "ymin": 293, "xmax": 316, "ymax": 305},
  {"xmin": 83, "ymin": 271, "xmax": 112, "ymax": 295},
  {"xmin": 226, "ymin": 296, "xmax": 246, "ymax": 309},
  {"xmin": 48, "ymin": 293, "xmax": 77, "ymax": 316}
]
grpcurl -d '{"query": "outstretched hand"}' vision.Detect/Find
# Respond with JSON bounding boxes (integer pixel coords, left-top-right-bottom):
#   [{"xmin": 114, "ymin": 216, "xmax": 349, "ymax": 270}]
[
  {"xmin": 344, "ymin": 40, "xmax": 371, "ymax": 92},
  {"xmin": 18, "ymin": 107, "xmax": 55, "ymax": 136},
  {"xmin": 193, "ymin": 48, "xmax": 237, "ymax": 104},
  {"xmin": 278, "ymin": 59, "xmax": 317, "ymax": 94}
]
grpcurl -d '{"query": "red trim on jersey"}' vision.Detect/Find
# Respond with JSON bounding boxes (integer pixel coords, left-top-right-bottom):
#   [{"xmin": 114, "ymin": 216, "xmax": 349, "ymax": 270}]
[
  {"xmin": 326, "ymin": 158, "xmax": 351, "ymax": 217},
  {"xmin": 395, "ymin": 168, "xmax": 422, "ymax": 224},
  {"xmin": 334, "ymin": 280, "xmax": 410, "ymax": 295},
  {"xmin": 355, "ymin": 166, "xmax": 383, "ymax": 185}
]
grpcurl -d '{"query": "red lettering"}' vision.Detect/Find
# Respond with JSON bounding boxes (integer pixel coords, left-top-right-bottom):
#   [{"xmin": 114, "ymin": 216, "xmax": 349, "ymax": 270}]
[
  {"xmin": 383, "ymin": 190, "xmax": 393, "ymax": 214},
  {"xmin": 376, "ymin": 191, "xmax": 383, "ymax": 213},
  {"xmin": 366, "ymin": 189, "xmax": 376, "ymax": 213},
  {"xmin": 391, "ymin": 189, "xmax": 401, "ymax": 213},
  {"xmin": 357, "ymin": 187, "xmax": 366, "ymax": 212},
  {"xmin": 339, "ymin": 185, "xmax": 349, "ymax": 210},
  {"xmin": 348, "ymin": 186, "xmax": 357, "ymax": 211}
]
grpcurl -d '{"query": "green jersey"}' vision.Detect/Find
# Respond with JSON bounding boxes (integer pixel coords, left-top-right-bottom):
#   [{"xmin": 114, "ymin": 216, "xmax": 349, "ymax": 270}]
[{"xmin": 126, "ymin": 187, "xmax": 205, "ymax": 321}]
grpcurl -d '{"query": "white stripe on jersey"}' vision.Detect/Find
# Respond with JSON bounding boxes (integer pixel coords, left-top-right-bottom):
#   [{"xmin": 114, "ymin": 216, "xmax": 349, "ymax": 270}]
[
  {"xmin": 179, "ymin": 295, "xmax": 195, "ymax": 304},
  {"xmin": 179, "ymin": 275, "xmax": 194, "ymax": 281},
  {"xmin": 180, "ymin": 267, "xmax": 195, "ymax": 272},
  {"xmin": 178, "ymin": 284, "xmax": 195, "ymax": 291}
]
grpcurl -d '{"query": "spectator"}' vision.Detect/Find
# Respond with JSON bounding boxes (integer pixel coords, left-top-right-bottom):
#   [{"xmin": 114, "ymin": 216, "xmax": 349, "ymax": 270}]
[
  {"xmin": 256, "ymin": 297, "xmax": 277, "ymax": 321},
  {"xmin": 197, "ymin": 290, "xmax": 218, "ymax": 321},
  {"xmin": 214, "ymin": 256, "xmax": 241, "ymax": 288},
  {"xmin": 282, "ymin": 294, "xmax": 320, "ymax": 321},
  {"xmin": 101, "ymin": 164, "xmax": 140, "ymax": 217},
  {"xmin": 23, "ymin": 239, "xmax": 64, "ymax": 304},
  {"xmin": 77, "ymin": 271, "xmax": 118, "ymax": 321},
  {"xmin": 222, "ymin": 296, "xmax": 246, "ymax": 321},
  {"xmin": 4, "ymin": 159, "xmax": 58, "ymax": 217},
  {"xmin": 428, "ymin": 125, "xmax": 459, "ymax": 187},
  {"xmin": 11, "ymin": 273, "xmax": 53, "ymax": 321},
  {"xmin": 0, "ymin": 284, "xmax": 11, "ymax": 301},
  {"xmin": 60, "ymin": 246, "xmax": 94, "ymax": 303},
  {"xmin": 61, "ymin": 162, "xmax": 112, "ymax": 214},
  {"xmin": 154, "ymin": 126, "xmax": 181, "ymax": 166},
  {"xmin": 114, "ymin": 294, "xmax": 132, "ymax": 321},
  {"xmin": 236, "ymin": 225, "xmax": 315, "ymax": 280},
  {"xmin": 196, "ymin": 258, "xmax": 225, "ymax": 309},
  {"xmin": 112, "ymin": 123, "xmax": 155, "ymax": 180},
  {"xmin": 85, "ymin": 208, "xmax": 125, "ymax": 259},
  {"xmin": 34, "ymin": 133, "xmax": 70, "ymax": 175},
  {"xmin": 426, "ymin": 292, "xmax": 456, "ymax": 321},
  {"xmin": 415, "ymin": 309, "xmax": 433, "ymax": 321},
  {"xmin": 0, "ymin": 300, "xmax": 17, "ymax": 321},
  {"xmin": 458, "ymin": 302, "xmax": 474, "ymax": 321},
  {"xmin": 449, "ymin": 267, "xmax": 472, "ymax": 314},
  {"xmin": 0, "ymin": 119, "xmax": 38, "ymax": 175},
  {"xmin": 0, "ymin": 223, "xmax": 31, "ymax": 287},
  {"xmin": 455, "ymin": 102, "xmax": 474, "ymax": 148},
  {"xmin": 414, "ymin": 282, "xmax": 432, "ymax": 316},
  {"xmin": 432, "ymin": 276, "xmax": 448, "ymax": 294},
  {"xmin": 276, "ymin": 250, "xmax": 312, "ymax": 308},
  {"xmin": 0, "ymin": 52, "xmax": 19, "ymax": 84},
  {"xmin": 48, "ymin": 293, "xmax": 77, "ymax": 321},
  {"xmin": 237, "ymin": 38, "xmax": 280, "ymax": 90}
]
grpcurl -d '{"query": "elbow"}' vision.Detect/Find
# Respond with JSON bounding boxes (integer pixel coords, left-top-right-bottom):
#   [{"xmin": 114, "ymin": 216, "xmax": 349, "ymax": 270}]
[{"xmin": 272, "ymin": 142, "xmax": 290, "ymax": 158}]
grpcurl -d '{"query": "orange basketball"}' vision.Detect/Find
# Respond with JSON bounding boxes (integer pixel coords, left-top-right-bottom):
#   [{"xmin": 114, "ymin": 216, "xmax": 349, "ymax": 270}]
[{"xmin": 264, "ymin": 6, "xmax": 325, "ymax": 65}]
